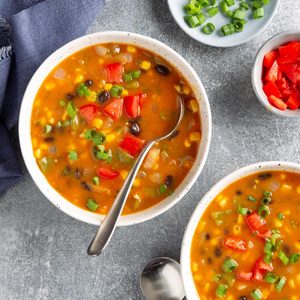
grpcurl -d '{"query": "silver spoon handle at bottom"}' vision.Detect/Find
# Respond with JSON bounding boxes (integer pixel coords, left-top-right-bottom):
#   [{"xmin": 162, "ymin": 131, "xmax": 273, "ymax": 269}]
[{"xmin": 87, "ymin": 140, "xmax": 155, "ymax": 256}]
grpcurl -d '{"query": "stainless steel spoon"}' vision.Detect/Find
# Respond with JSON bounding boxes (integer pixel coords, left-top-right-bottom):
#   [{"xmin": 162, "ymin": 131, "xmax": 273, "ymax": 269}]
[
  {"xmin": 140, "ymin": 257, "xmax": 185, "ymax": 300},
  {"xmin": 87, "ymin": 97, "xmax": 184, "ymax": 256}
]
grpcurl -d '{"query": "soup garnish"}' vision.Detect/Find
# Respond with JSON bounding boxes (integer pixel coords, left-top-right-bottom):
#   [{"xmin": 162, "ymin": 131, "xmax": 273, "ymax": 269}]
[{"xmin": 31, "ymin": 43, "xmax": 201, "ymax": 215}]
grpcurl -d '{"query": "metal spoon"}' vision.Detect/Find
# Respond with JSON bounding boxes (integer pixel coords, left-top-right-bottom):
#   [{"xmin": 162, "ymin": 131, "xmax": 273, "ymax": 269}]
[
  {"xmin": 87, "ymin": 97, "xmax": 184, "ymax": 256},
  {"xmin": 140, "ymin": 257, "xmax": 185, "ymax": 300}
]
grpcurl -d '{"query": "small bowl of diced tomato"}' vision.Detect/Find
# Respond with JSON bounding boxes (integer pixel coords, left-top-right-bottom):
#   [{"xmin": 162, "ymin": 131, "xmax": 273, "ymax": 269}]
[{"xmin": 252, "ymin": 31, "xmax": 300, "ymax": 117}]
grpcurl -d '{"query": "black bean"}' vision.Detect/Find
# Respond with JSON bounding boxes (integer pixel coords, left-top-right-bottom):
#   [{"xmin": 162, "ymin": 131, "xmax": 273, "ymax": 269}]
[
  {"xmin": 128, "ymin": 121, "xmax": 140, "ymax": 136},
  {"xmin": 44, "ymin": 137, "xmax": 54, "ymax": 143},
  {"xmin": 85, "ymin": 79, "xmax": 93, "ymax": 87},
  {"xmin": 283, "ymin": 244, "xmax": 291, "ymax": 255},
  {"xmin": 207, "ymin": 257, "xmax": 212, "ymax": 264},
  {"xmin": 66, "ymin": 92, "xmax": 76, "ymax": 100},
  {"xmin": 62, "ymin": 166, "xmax": 71, "ymax": 176},
  {"xmin": 97, "ymin": 91, "xmax": 110, "ymax": 104},
  {"xmin": 258, "ymin": 173, "xmax": 272, "ymax": 180},
  {"xmin": 155, "ymin": 64, "xmax": 170, "ymax": 76},
  {"xmin": 205, "ymin": 233, "xmax": 211, "ymax": 240},
  {"xmin": 164, "ymin": 175, "xmax": 173, "ymax": 187},
  {"xmin": 239, "ymin": 296, "xmax": 247, "ymax": 300},
  {"xmin": 80, "ymin": 181, "xmax": 91, "ymax": 191},
  {"xmin": 236, "ymin": 190, "xmax": 242, "ymax": 195},
  {"xmin": 214, "ymin": 247, "xmax": 222, "ymax": 257},
  {"xmin": 169, "ymin": 130, "xmax": 180, "ymax": 141},
  {"xmin": 74, "ymin": 168, "xmax": 81, "ymax": 179}
]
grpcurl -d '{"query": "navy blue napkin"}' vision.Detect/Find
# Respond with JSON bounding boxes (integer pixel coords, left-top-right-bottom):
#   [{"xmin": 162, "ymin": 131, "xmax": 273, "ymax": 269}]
[{"xmin": 0, "ymin": 0, "xmax": 104, "ymax": 194}]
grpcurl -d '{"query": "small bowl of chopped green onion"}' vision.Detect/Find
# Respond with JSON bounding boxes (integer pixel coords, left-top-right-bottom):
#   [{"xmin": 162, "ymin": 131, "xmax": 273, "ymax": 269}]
[{"xmin": 167, "ymin": 0, "xmax": 280, "ymax": 47}]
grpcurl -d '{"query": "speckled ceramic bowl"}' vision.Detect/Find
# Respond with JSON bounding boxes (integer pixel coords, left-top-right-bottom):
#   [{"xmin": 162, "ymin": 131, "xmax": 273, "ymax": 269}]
[
  {"xmin": 252, "ymin": 30, "xmax": 300, "ymax": 117},
  {"xmin": 19, "ymin": 31, "xmax": 212, "ymax": 226},
  {"xmin": 180, "ymin": 161, "xmax": 300, "ymax": 299}
]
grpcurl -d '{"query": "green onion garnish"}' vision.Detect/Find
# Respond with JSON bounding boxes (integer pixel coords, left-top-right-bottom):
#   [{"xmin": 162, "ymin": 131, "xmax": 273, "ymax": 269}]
[
  {"xmin": 202, "ymin": 22, "xmax": 215, "ymax": 34},
  {"xmin": 207, "ymin": 6, "xmax": 219, "ymax": 17},
  {"xmin": 277, "ymin": 213, "xmax": 284, "ymax": 220},
  {"xmin": 76, "ymin": 83, "xmax": 91, "ymax": 97},
  {"xmin": 159, "ymin": 184, "xmax": 168, "ymax": 194},
  {"xmin": 216, "ymin": 283, "xmax": 228, "ymax": 298},
  {"xmin": 226, "ymin": 0, "xmax": 234, "ymax": 6},
  {"xmin": 289, "ymin": 253, "xmax": 300, "ymax": 264},
  {"xmin": 68, "ymin": 150, "xmax": 78, "ymax": 161},
  {"xmin": 59, "ymin": 99, "xmax": 66, "ymax": 107},
  {"xmin": 84, "ymin": 129, "xmax": 105, "ymax": 145},
  {"xmin": 233, "ymin": 9, "xmax": 246, "ymax": 20},
  {"xmin": 43, "ymin": 124, "xmax": 52, "ymax": 134},
  {"xmin": 278, "ymin": 250, "xmax": 289, "ymax": 265},
  {"xmin": 92, "ymin": 176, "xmax": 100, "ymax": 185},
  {"xmin": 247, "ymin": 195, "xmax": 256, "ymax": 202},
  {"xmin": 275, "ymin": 276, "xmax": 286, "ymax": 292},
  {"xmin": 264, "ymin": 272, "xmax": 278, "ymax": 284},
  {"xmin": 238, "ymin": 207, "xmax": 250, "ymax": 215},
  {"xmin": 258, "ymin": 205, "xmax": 270, "ymax": 218},
  {"xmin": 250, "ymin": 288, "xmax": 262, "ymax": 300},
  {"xmin": 86, "ymin": 198, "xmax": 99, "ymax": 211},
  {"xmin": 222, "ymin": 258, "xmax": 238, "ymax": 273},
  {"xmin": 253, "ymin": 7, "xmax": 264, "ymax": 19},
  {"xmin": 66, "ymin": 101, "xmax": 77, "ymax": 118},
  {"xmin": 110, "ymin": 85, "xmax": 123, "ymax": 97}
]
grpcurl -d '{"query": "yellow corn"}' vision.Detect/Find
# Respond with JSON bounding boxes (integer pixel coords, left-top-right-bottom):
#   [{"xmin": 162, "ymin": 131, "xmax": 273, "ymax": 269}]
[
  {"xmin": 189, "ymin": 131, "xmax": 201, "ymax": 142},
  {"xmin": 191, "ymin": 262, "xmax": 198, "ymax": 272},
  {"xmin": 121, "ymin": 89, "xmax": 129, "ymax": 96},
  {"xmin": 184, "ymin": 138, "xmax": 191, "ymax": 148},
  {"xmin": 281, "ymin": 183, "xmax": 292, "ymax": 192},
  {"xmin": 127, "ymin": 46, "xmax": 136, "ymax": 53},
  {"xmin": 49, "ymin": 118, "xmax": 55, "ymax": 125},
  {"xmin": 44, "ymin": 81, "xmax": 55, "ymax": 91},
  {"xmin": 34, "ymin": 148, "xmax": 41, "ymax": 159},
  {"xmin": 219, "ymin": 197, "xmax": 228, "ymax": 208},
  {"xmin": 289, "ymin": 279, "xmax": 296, "ymax": 288},
  {"xmin": 92, "ymin": 118, "xmax": 103, "ymax": 129},
  {"xmin": 198, "ymin": 221, "xmax": 206, "ymax": 231},
  {"xmin": 296, "ymin": 185, "xmax": 300, "ymax": 194},
  {"xmin": 188, "ymin": 99, "xmax": 199, "ymax": 113},
  {"xmin": 87, "ymin": 91, "xmax": 97, "ymax": 102},
  {"xmin": 106, "ymin": 133, "xmax": 116, "ymax": 143},
  {"xmin": 120, "ymin": 170, "xmax": 128, "ymax": 180},
  {"xmin": 237, "ymin": 214, "xmax": 244, "ymax": 224},
  {"xmin": 104, "ymin": 83, "xmax": 113, "ymax": 91},
  {"xmin": 227, "ymin": 296, "xmax": 234, "ymax": 300},
  {"xmin": 182, "ymin": 85, "xmax": 190, "ymax": 95},
  {"xmin": 40, "ymin": 143, "xmax": 48, "ymax": 151},
  {"xmin": 280, "ymin": 173, "xmax": 287, "ymax": 180},
  {"xmin": 194, "ymin": 274, "xmax": 202, "ymax": 281},
  {"xmin": 210, "ymin": 238, "xmax": 218, "ymax": 246},
  {"xmin": 39, "ymin": 117, "xmax": 46, "ymax": 126},
  {"xmin": 274, "ymin": 218, "xmax": 283, "ymax": 228},
  {"xmin": 295, "ymin": 242, "xmax": 300, "ymax": 250},
  {"xmin": 296, "ymin": 273, "xmax": 300, "ymax": 284},
  {"xmin": 140, "ymin": 60, "xmax": 151, "ymax": 70},
  {"xmin": 233, "ymin": 225, "xmax": 241, "ymax": 235},
  {"xmin": 46, "ymin": 111, "xmax": 53, "ymax": 119},
  {"xmin": 291, "ymin": 296, "xmax": 298, "ymax": 300},
  {"xmin": 203, "ymin": 283, "xmax": 210, "ymax": 292},
  {"xmin": 133, "ymin": 178, "xmax": 140, "ymax": 187},
  {"xmin": 74, "ymin": 74, "xmax": 84, "ymax": 84},
  {"xmin": 284, "ymin": 209, "xmax": 291, "ymax": 216}
]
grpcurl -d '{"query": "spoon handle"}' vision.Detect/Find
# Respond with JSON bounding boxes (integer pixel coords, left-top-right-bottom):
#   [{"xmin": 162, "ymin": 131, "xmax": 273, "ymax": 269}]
[{"xmin": 87, "ymin": 140, "xmax": 155, "ymax": 256}]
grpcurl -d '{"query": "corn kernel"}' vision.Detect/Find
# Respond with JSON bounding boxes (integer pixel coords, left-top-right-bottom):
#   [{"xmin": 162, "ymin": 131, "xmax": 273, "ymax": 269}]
[
  {"xmin": 40, "ymin": 143, "xmax": 48, "ymax": 151},
  {"xmin": 227, "ymin": 296, "xmax": 233, "ymax": 300},
  {"xmin": 291, "ymin": 296, "xmax": 298, "ymax": 300},
  {"xmin": 184, "ymin": 138, "xmax": 191, "ymax": 148},
  {"xmin": 127, "ymin": 46, "xmax": 136, "ymax": 53},
  {"xmin": 121, "ymin": 89, "xmax": 129, "ymax": 96},
  {"xmin": 87, "ymin": 91, "xmax": 97, "ymax": 102},
  {"xmin": 237, "ymin": 214, "xmax": 244, "ymax": 224},
  {"xmin": 295, "ymin": 242, "xmax": 300, "ymax": 250},
  {"xmin": 198, "ymin": 221, "xmax": 206, "ymax": 231},
  {"xmin": 182, "ymin": 85, "xmax": 190, "ymax": 95},
  {"xmin": 296, "ymin": 186, "xmax": 300, "ymax": 194},
  {"xmin": 44, "ymin": 81, "xmax": 55, "ymax": 91},
  {"xmin": 210, "ymin": 238, "xmax": 218, "ymax": 246},
  {"xmin": 140, "ymin": 60, "xmax": 151, "ymax": 70},
  {"xmin": 189, "ymin": 131, "xmax": 201, "ymax": 142},
  {"xmin": 46, "ymin": 111, "xmax": 53, "ymax": 119},
  {"xmin": 120, "ymin": 170, "xmax": 128, "ymax": 180},
  {"xmin": 133, "ymin": 178, "xmax": 140, "ymax": 187},
  {"xmin": 49, "ymin": 118, "xmax": 55, "ymax": 125},
  {"xmin": 153, "ymin": 163, "xmax": 159, "ymax": 170},
  {"xmin": 284, "ymin": 209, "xmax": 291, "ymax": 216},
  {"xmin": 34, "ymin": 148, "xmax": 41, "ymax": 159},
  {"xmin": 289, "ymin": 279, "xmax": 296, "ymax": 288},
  {"xmin": 74, "ymin": 75, "xmax": 84, "ymax": 84},
  {"xmin": 274, "ymin": 218, "xmax": 283, "ymax": 228},
  {"xmin": 281, "ymin": 184, "xmax": 292, "ymax": 192},
  {"xmin": 194, "ymin": 274, "xmax": 202, "ymax": 281},
  {"xmin": 106, "ymin": 133, "xmax": 116, "ymax": 143},
  {"xmin": 280, "ymin": 173, "xmax": 287, "ymax": 180},
  {"xmin": 92, "ymin": 118, "xmax": 103, "ymax": 129},
  {"xmin": 188, "ymin": 99, "xmax": 199, "ymax": 113},
  {"xmin": 219, "ymin": 197, "xmax": 228, "ymax": 208},
  {"xmin": 296, "ymin": 273, "xmax": 300, "ymax": 284},
  {"xmin": 204, "ymin": 283, "xmax": 210, "ymax": 292},
  {"xmin": 104, "ymin": 83, "xmax": 113, "ymax": 91},
  {"xmin": 192, "ymin": 262, "xmax": 198, "ymax": 272},
  {"xmin": 40, "ymin": 117, "xmax": 46, "ymax": 126},
  {"xmin": 233, "ymin": 225, "xmax": 241, "ymax": 235}
]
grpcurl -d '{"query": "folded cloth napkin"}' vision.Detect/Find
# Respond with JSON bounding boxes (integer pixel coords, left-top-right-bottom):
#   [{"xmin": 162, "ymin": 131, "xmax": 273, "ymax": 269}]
[{"xmin": 0, "ymin": 0, "xmax": 104, "ymax": 194}]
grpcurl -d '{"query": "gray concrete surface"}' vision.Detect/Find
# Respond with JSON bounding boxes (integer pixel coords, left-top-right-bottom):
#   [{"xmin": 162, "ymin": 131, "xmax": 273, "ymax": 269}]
[{"xmin": 1, "ymin": 0, "xmax": 300, "ymax": 299}]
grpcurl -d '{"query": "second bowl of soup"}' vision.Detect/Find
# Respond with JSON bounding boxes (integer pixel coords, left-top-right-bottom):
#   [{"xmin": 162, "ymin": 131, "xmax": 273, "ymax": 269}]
[
  {"xmin": 181, "ymin": 161, "xmax": 300, "ymax": 299},
  {"xmin": 19, "ymin": 31, "xmax": 211, "ymax": 226}
]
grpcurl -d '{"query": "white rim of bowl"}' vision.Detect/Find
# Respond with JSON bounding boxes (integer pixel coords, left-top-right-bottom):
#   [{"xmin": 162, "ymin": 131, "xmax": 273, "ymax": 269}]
[
  {"xmin": 19, "ymin": 31, "xmax": 212, "ymax": 227},
  {"xmin": 167, "ymin": 0, "xmax": 280, "ymax": 48},
  {"xmin": 180, "ymin": 161, "xmax": 300, "ymax": 299},
  {"xmin": 252, "ymin": 30, "xmax": 300, "ymax": 117}
]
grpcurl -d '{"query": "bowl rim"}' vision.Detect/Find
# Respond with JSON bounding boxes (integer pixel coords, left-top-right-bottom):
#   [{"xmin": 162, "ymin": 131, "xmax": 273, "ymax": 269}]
[
  {"xmin": 18, "ymin": 30, "xmax": 212, "ymax": 227},
  {"xmin": 167, "ymin": 0, "xmax": 280, "ymax": 48},
  {"xmin": 180, "ymin": 161, "xmax": 300, "ymax": 299},
  {"xmin": 252, "ymin": 30, "xmax": 300, "ymax": 118}
]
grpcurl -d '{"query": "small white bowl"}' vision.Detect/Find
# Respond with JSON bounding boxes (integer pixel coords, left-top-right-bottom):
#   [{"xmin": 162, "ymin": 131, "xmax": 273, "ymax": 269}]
[
  {"xmin": 180, "ymin": 161, "xmax": 300, "ymax": 299},
  {"xmin": 252, "ymin": 30, "xmax": 300, "ymax": 117},
  {"xmin": 19, "ymin": 31, "xmax": 212, "ymax": 227}
]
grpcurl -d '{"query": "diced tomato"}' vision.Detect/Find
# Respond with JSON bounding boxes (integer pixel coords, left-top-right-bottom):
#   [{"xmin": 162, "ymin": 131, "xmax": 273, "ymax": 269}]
[
  {"xmin": 245, "ymin": 211, "xmax": 266, "ymax": 232},
  {"xmin": 139, "ymin": 93, "xmax": 147, "ymax": 107},
  {"xmin": 124, "ymin": 95, "xmax": 140, "ymax": 118},
  {"xmin": 263, "ymin": 81, "xmax": 282, "ymax": 98},
  {"xmin": 224, "ymin": 237, "xmax": 248, "ymax": 252},
  {"xmin": 286, "ymin": 91, "xmax": 300, "ymax": 110},
  {"xmin": 252, "ymin": 268, "xmax": 264, "ymax": 282},
  {"xmin": 263, "ymin": 50, "xmax": 278, "ymax": 68},
  {"xmin": 119, "ymin": 134, "xmax": 145, "ymax": 156},
  {"xmin": 237, "ymin": 271, "xmax": 253, "ymax": 281},
  {"xmin": 276, "ymin": 77, "xmax": 292, "ymax": 99},
  {"xmin": 268, "ymin": 95, "xmax": 287, "ymax": 111},
  {"xmin": 278, "ymin": 41, "xmax": 300, "ymax": 64},
  {"xmin": 256, "ymin": 230, "xmax": 272, "ymax": 239},
  {"xmin": 252, "ymin": 257, "xmax": 273, "ymax": 282},
  {"xmin": 79, "ymin": 104, "xmax": 99, "ymax": 123},
  {"xmin": 103, "ymin": 98, "xmax": 123, "ymax": 120},
  {"xmin": 96, "ymin": 167, "xmax": 119, "ymax": 180},
  {"xmin": 265, "ymin": 60, "xmax": 279, "ymax": 82},
  {"xmin": 105, "ymin": 63, "xmax": 123, "ymax": 83},
  {"xmin": 280, "ymin": 63, "xmax": 300, "ymax": 83}
]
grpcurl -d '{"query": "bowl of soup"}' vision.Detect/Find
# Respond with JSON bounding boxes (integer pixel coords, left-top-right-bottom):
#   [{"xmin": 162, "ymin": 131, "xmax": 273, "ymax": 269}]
[
  {"xmin": 19, "ymin": 31, "xmax": 211, "ymax": 226},
  {"xmin": 181, "ymin": 161, "xmax": 300, "ymax": 299}
]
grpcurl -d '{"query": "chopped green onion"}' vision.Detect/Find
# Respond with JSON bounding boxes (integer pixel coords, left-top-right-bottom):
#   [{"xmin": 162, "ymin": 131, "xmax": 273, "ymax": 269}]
[
  {"xmin": 238, "ymin": 207, "xmax": 250, "ymax": 215},
  {"xmin": 110, "ymin": 85, "xmax": 123, "ymax": 97},
  {"xmin": 289, "ymin": 253, "xmax": 300, "ymax": 264},
  {"xmin": 84, "ymin": 129, "xmax": 105, "ymax": 145},
  {"xmin": 225, "ymin": 0, "xmax": 234, "ymax": 6},
  {"xmin": 222, "ymin": 258, "xmax": 238, "ymax": 273},
  {"xmin": 275, "ymin": 276, "xmax": 286, "ymax": 292},
  {"xmin": 226, "ymin": 10, "xmax": 233, "ymax": 18},
  {"xmin": 220, "ymin": 1, "xmax": 229, "ymax": 13},
  {"xmin": 233, "ymin": 9, "xmax": 246, "ymax": 20},
  {"xmin": 196, "ymin": 13, "xmax": 206, "ymax": 25},
  {"xmin": 38, "ymin": 156, "xmax": 53, "ymax": 173},
  {"xmin": 43, "ymin": 124, "xmax": 52, "ymax": 134},
  {"xmin": 76, "ymin": 83, "xmax": 91, "ymax": 97},
  {"xmin": 252, "ymin": 0, "xmax": 263, "ymax": 9},
  {"xmin": 216, "ymin": 283, "xmax": 228, "ymax": 298},
  {"xmin": 66, "ymin": 101, "xmax": 77, "ymax": 118},
  {"xmin": 126, "ymin": 80, "xmax": 139, "ymax": 89},
  {"xmin": 92, "ymin": 176, "xmax": 100, "ymax": 185},
  {"xmin": 209, "ymin": 0, "xmax": 216, "ymax": 5},
  {"xmin": 131, "ymin": 70, "xmax": 141, "ymax": 79},
  {"xmin": 258, "ymin": 205, "xmax": 270, "ymax": 218},
  {"xmin": 202, "ymin": 23, "xmax": 215, "ymax": 34},
  {"xmin": 264, "ymin": 254, "xmax": 273, "ymax": 265},
  {"xmin": 264, "ymin": 240, "xmax": 273, "ymax": 255},
  {"xmin": 240, "ymin": 2, "xmax": 249, "ymax": 10},
  {"xmin": 68, "ymin": 150, "xmax": 78, "ymax": 161},
  {"xmin": 59, "ymin": 99, "xmax": 66, "ymax": 106},
  {"xmin": 247, "ymin": 195, "xmax": 256, "ymax": 202},
  {"xmin": 253, "ymin": 7, "xmax": 264, "ymax": 19},
  {"xmin": 250, "ymin": 288, "xmax": 262, "ymax": 300},
  {"xmin": 184, "ymin": 2, "xmax": 201, "ymax": 15},
  {"xmin": 123, "ymin": 73, "xmax": 132, "ymax": 82},
  {"xmin": 200, "ymin": 0, "xmax": 209, "ymax": 7},
  {"xmin": 277, "ymin": 213, "xmax": 284, "ymax": 220},
  {"xmin": 278, "ymin": 250, "xmax": 289, "ymax": 265},
  {"xmin": 207, "ymin": 6, "xmax": 219, "ymax": 17},
  {"xmin": 264, "ymin": 272, "xmax": 278, "ymax": 284},
  {"xmin": 86, "ymin": 198, "xmax": 99, "ymax": 211},
  {"xmin": 233, "ymin": 20, "xmax": 245, "ymax": 32},
  {"xmin": 159, "ymin": 184, "xmax": 168, "ymax": 194},
  {"xmin": 212, "ymin": 273, "xmax": 222, "ymax": 282},
  {"xmin": 222, "ymin": 273, "xmax": 235, "ymax": 287}
]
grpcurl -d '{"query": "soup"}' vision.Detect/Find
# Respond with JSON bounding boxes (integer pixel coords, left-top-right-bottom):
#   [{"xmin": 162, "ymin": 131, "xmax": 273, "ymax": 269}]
[
  {"xmin": 30, "ymin": 43, "xmax": 201, "ymax": 215},
  {"xmin": 191, "ymin": 171, "xmax": 300, "ymax": 299}
]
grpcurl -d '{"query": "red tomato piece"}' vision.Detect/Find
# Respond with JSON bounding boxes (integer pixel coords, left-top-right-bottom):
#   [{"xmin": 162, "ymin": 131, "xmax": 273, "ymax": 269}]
[
  {"xmin": 96, "ymin": 168, "xmax": 119, "ymax": 180},
  {"xmin": 245, "ymin": 211, "xmax": 266, "ymax": 232},
  {"xmin": 256, "ymin": 230, "xmax": 272, "ymax": 239},
  {"xmin": 105, "ymin": 63, "xmax": 123, "ymax": 83},
  {"xmin": 252, "ymin": 257, "xmax": 273, "ymax": 282},
  {"xmin": 263, "ymin": 81, "xmax": 282, "ymax": 98},
  {"xmin": 79, "ymin": 104, "xmax": 99, "ymax": 123},
  {"xmin": 263, "ymin": 50, "xmax": 278, "ymax": 68},
  {"xmin": 280, "ymin": 63, "xmax": 300, "ymax": 84},
  {"xmin": 224, "ymin": 237, "xmax": 248, "ymax": 252},
  {"xmin": 278, "ymin": 41, "xmax": 300, "ymax": 64},
  {"xmin": 276, "ymin": 77, "xmax": 292, "ymax": 100},
  {"xmin": 286, "ymin": 91, "xmax": 300, "ymax": 110},
  {"xmin": 268, "ymin": 95, "xmax": 287, "ymax": 111},
  {"xmin": 237, "ymin": 271, "xmax": 253, "ymax": 281},
  {"xmin": 119, "ymin": 134, "xmax": 145, "ymax": 156},
  {"xmin": 265, "ymin": 60, "xmax": 279, "ymax": 82},
  {"xmin": 124, "ymin": 95, "xmax": 140, "ymax": 118},
  {"xmin": 139, "ymin": 93, "xmax": 147, "ymax": 107},
  {"xmin": 103, "ymin": 98, "xmax": 123, "ymax": 120}
]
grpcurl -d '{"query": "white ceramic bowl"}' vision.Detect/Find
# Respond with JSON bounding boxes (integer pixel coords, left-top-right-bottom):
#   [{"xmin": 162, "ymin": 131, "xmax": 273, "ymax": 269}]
[
  {"xmin": 167, "ymin": 0, "xmax": 280, "ymax": 47},
  {"xmin": 252, "ymin": 30, "xmax": 300, "ymax": 117},
  {"xmin": 19, "ymin": 31, "xmax": 212, "ymax": 226},
  {"xmin": 180, "ymin": 161, "xmax": 300, "ymax": 299}
]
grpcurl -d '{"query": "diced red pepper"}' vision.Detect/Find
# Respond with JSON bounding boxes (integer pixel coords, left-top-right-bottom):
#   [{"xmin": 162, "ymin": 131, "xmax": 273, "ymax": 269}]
[
  {"xmin": 139, "ymin": 92, "xmax": 147, "ymax": 107},
  {"xmin": 276, "ymin": 77, "xmax": 292, "ymax": 99},
  {"xmin": 278, "ymin": 41, "xmax": 300, "ymax": 64},
  {"xmin": 265, "ymin": 60, "xmax": 279, "ymax": 82},
  {"xmin": 224, "ymin": 237, "xmax": 248, "ymax": 252},
  {"xmin": 280, "ymin": 63, "xmax": 300, "ymax": 84},
  {"xmin": 119, "ymin": 134, "xmax": 145, "ymax": 156},
  {"xmin": 245, "ymin": 211, "xmax": 266, "ymax": 232},
  {"xmin": 256, "ymin": 230, "xmax": 272, "ymax": 239},
  {"xmin": 96, "ymin": 167, "xmax": 119, "ymax": 180},
  {"xmin": 105, "ymin": 63, "xmax": 123, "ymax": 83},
  {"xmin": 237, "ymin": 271, "xmax": 253, "ymax": 281},
  {"xmin": 124, "ymin": 95, "xmax": 140, "ymax": 118},
  {"xmin": 79, "ymin": 104, "xmax": 99, "ymax": 123},
  {"xmin": 286, "ymin": 91, "xmax": 300, "ymax": 110},
  {"xmin": 252, "ymin": 257, "xmax": 273, "ymax": 282},
  {"xmin": 263, "ymin": 50, "xmax": 278, "ymax": 68},
  {"xmin": 263, "ymin": 81, "xmax": 282, "ymax": 98},
  {"xmin": 103, "ymin": 98, "xmax": 123, "ymax": 120},
  {"xmin": 268, "ymin": 95, "xmax": 287, "ymax": 111}
]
